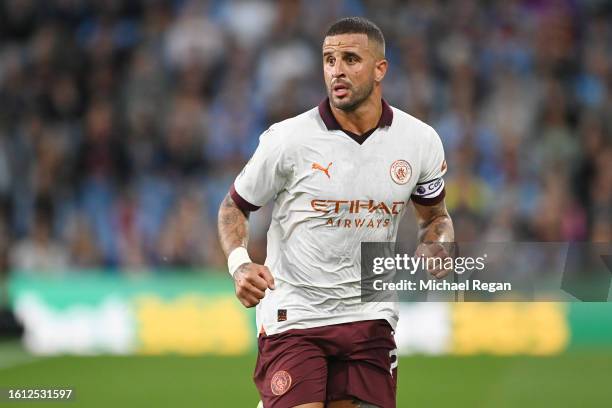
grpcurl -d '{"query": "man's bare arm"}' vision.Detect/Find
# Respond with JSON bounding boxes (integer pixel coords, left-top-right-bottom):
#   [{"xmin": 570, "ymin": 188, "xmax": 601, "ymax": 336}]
[
  {"xmin": 217, "ymin": 193, "xmax": 274, "ymax": 307},
  {"xmin": 412, "ymin": 200, "xmax": 454, "ymax": 278},
  {"xmin": 217, "ymin": 193, "xmax": 249, "ymax": 256},
  {"xmin": 413, "ymin": 200, "xmax": 454, "ymax": 244}
]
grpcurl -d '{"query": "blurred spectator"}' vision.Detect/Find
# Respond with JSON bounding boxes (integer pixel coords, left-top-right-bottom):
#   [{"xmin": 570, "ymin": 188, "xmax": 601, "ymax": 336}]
[
  {"xmin": 157, "ymin": 189, "xmax": 213, "ymax": 267},
  {"xmin": 64, "ymin": 211, "xmax": 101, "ymax": 268},
  {"xmin": 164, "ymin": 1, "xmax": 225, "ymax": 72},
  {"xmin": 9, "ymin": 197, "xmax": 68, "ymax": 272}
]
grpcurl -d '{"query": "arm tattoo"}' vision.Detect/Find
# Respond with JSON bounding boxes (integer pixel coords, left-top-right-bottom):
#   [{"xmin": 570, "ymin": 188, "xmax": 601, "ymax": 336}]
[
  {"xmin": 217, "ymin": 193, "xmax": 250, "ymax": 257},
  {"xmin": 414, "ymin": 201, "xmax": 454, "ymax": 244}
]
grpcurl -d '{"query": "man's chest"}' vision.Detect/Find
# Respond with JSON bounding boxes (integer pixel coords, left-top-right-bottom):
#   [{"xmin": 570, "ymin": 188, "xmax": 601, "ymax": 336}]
[{"xmin": 285, "ymin": 132, "xmax": 423, "ymax": 219}]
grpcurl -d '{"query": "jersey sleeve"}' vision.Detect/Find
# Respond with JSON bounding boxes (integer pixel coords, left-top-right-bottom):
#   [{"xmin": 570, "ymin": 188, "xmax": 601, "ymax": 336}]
[
  {"xmin": 231, "ymin": 127, "xmax": 291, "ymax": 213},
  {"xmin": 411, "ymin": 127, "xmax": 447, "ymax": 206}
]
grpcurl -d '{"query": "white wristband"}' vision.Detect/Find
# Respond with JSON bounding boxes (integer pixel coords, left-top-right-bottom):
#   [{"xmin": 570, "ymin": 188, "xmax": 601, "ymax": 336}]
[{"xmin": 227, "ymin": 247, "xmax": 252, "ymax": 277}]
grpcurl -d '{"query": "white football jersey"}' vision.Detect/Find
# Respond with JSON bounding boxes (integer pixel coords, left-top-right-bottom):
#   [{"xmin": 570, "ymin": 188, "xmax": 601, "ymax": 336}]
[{"xmin": 232, "ymin": 99, "xmax": 447, "ymax": 335}]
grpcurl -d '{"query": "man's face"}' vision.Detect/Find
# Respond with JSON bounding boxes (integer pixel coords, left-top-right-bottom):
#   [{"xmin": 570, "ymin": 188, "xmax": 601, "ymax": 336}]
[{"xmin": 322, "ymin": 33, "xmax": 385, "ymax": 111}]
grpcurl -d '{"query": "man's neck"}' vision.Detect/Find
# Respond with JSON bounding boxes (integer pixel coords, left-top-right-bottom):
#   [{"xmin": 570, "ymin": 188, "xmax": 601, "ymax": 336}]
[{"xmin": 330, "ymin": 93, "xmax": 383, "ymax": 136}]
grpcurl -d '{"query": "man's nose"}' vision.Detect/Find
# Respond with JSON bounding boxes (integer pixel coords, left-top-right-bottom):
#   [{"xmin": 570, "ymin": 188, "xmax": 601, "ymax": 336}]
[{"xmin": 331, "ymin": 61, "xmax": 345, "ymax": 78}]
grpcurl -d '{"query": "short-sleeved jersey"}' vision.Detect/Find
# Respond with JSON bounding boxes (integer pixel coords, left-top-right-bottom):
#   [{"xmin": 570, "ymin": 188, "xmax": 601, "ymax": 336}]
[{"xmin": 232, "ymin": 99, "xmax": 447, "ymax": 335}]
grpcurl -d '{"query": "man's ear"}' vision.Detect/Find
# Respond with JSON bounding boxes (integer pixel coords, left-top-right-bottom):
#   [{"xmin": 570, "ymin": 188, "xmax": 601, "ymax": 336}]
[{"xmin": 374, "ymin": 59, "xmax": 388, "ymax": 83}]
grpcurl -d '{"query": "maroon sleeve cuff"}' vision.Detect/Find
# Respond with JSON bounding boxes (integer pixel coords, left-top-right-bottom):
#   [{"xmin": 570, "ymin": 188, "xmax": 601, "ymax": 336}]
[
  {"xmin": 230, "ymin": 184, "xmax": 261, "ymax": 214},
  {"xmin": 411, "ymin": 188, "xmax": 446, "ymax": 206}
]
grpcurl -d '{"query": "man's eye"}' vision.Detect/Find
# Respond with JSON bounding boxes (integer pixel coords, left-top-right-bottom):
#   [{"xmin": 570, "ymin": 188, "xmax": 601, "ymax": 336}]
[
  {"xmin": 347, "ymin": 56, "xmax": 357, "ymax": 63},
  {"xmin": 326, "ymin": 57, "xmax": 335, "ymax": 65}
]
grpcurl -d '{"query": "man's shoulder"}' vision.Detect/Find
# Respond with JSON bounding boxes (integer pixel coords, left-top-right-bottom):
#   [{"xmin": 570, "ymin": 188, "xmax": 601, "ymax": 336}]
[
  {"xmin": 389, "ymin": 105, "xmax": 436, "ymax": 137},
  {"xmin": 269, "ymin": 106, "xmax": 322, "ymax": 136},
  {"xmin": 258, "ymin": 107, "xmax": 321, "ymax": 153}
]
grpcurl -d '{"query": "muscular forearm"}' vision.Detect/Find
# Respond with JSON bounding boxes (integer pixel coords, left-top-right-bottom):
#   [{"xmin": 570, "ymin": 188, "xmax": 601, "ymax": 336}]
[
  {"xmin": 418, "ymin": 213, "xmax": 454, "ymax": 243},
  {"xmin": 414, "ymin": 201, "xmax": 454, "ymax": 244},
  {"xmin": 413, "ymin": 201, "xmax": 455, "ymax": 279},
  {"xmin": 218, "ymin": 193, "xmax": 275, "ymax": 307},
  {"xmin": 217, "ymin": 193, "xmax": 250, "ymax": 257}
]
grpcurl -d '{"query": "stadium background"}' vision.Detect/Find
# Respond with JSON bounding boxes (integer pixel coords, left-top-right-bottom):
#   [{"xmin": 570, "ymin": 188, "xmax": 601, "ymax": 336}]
[{"xmin": 0, "ymin": 0, "xmax": 611, "ymax": 407}]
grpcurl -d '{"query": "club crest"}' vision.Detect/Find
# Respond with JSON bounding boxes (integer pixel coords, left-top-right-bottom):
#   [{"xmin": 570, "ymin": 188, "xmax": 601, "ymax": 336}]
[
  {"xmin": 270, "ymin": 370, "xmax": 292, "ymax": 395},
  {"xmin": 390, "ymin": 160, "xmax": 412, "ymax": 185}
]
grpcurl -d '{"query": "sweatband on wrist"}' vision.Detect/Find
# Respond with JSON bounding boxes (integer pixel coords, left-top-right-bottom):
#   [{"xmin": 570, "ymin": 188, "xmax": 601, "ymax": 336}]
[{"xmin": 227, "ymin": 247, "xmax": 252, "ymax": 277}]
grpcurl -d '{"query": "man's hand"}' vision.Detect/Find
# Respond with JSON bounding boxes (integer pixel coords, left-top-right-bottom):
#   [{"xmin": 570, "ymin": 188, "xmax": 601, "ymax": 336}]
[
  {"xmin": 415, "ymin": 242, "xmax": 452, "ymax": 279},
  {"xmin": 233, "ymin": 263, "xmax": 275, "ymax": 308}
]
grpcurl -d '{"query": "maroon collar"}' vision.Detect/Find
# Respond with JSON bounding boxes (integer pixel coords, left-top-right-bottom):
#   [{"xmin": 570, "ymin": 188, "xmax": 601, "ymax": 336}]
[{"xmin": 318, "ymin": 97, "xmax": 394, "ymax": 133}]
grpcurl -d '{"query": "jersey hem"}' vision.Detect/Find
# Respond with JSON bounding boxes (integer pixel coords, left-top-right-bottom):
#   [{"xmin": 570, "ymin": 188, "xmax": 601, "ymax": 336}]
[{"xmin": 257, "ymin": 311, "xmax": 398, "ymax": 337}]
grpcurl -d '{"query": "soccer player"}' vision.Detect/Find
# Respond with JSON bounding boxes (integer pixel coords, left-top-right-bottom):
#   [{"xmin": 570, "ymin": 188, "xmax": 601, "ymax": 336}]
[{"xmin": 218, "ymin": 17, "xmax": 454, "ymax": 408}]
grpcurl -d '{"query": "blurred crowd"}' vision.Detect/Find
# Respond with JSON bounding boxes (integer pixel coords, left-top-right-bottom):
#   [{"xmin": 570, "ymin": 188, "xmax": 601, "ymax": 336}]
[{"xmin": 0, "ymin": 0, "xmax": 610, "ymax": 274}]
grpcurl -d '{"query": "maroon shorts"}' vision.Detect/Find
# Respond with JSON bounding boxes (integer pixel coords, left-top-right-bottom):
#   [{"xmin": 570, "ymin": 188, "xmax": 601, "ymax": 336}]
[{"xmin": 253, "ymin": 319, "xmax": 397, "ymax": 408}]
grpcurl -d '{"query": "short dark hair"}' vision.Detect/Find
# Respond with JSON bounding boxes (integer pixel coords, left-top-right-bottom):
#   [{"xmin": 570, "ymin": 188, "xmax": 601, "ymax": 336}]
[{"xmin": 325, "ymin": 17, "xmax": 385, "ymax": 56}]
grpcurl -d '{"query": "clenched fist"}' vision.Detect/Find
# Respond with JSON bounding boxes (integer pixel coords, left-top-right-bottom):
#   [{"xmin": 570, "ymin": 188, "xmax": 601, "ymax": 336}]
[{"xmin": 233, "ymin": 263, "xmax": 275, "ymax": 308}]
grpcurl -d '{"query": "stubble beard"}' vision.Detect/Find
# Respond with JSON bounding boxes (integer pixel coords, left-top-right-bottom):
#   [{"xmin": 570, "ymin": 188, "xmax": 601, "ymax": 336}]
[{"xmin": 328, "ymin": 79, "xmax": 375, "ymax": 112}]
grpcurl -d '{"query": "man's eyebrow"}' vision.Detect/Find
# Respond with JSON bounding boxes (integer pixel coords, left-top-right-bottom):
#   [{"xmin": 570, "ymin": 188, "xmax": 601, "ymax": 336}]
[
  {"xmin": 343, "ymin": 51, "xmax": 361, "ymax": 58},
  {"xmin": 322, "ymin": 50, "xmax": 362, "ymax": 57}
]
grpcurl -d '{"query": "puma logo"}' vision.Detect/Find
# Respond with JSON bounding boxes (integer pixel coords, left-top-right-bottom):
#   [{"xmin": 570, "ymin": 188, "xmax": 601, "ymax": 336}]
[{"xmin": 312, "ymin": 162, "xmax": 332, "ymax": 179}]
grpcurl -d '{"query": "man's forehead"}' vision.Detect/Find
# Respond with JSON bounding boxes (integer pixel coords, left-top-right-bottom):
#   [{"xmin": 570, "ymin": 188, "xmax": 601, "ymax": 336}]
[{"xmin": 322, "ymin": 33, "xmax": 370, "ymax": 52}]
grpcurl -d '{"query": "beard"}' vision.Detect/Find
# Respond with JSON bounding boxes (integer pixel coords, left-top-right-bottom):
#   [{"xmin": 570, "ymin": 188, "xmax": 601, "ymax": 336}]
[{"xmin": 328, "ymin": 79, "xmax": 375, "ymax": 112}]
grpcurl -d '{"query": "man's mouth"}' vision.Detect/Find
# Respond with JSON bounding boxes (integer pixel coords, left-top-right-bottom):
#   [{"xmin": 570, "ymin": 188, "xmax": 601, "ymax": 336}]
[{"xmin": 332, "ymin": 82, "xmax": 350, "ymax": 97}]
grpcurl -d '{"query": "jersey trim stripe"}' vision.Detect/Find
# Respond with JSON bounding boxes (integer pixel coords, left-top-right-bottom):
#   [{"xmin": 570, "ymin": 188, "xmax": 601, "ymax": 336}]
[
  {"xmin": 230, "ymin": 184, "xmax": 261, "ymax": 213},
  {"xmin": 411, "ymin": 187, "xmax": 446, "ymax": 206}
]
